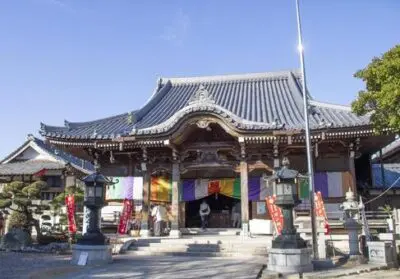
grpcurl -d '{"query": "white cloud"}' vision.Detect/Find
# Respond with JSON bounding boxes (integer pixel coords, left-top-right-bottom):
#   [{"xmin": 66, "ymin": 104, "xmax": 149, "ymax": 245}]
[{"xmin": 160, "ymin": 9, "xmax": 190, "ymax": 46}]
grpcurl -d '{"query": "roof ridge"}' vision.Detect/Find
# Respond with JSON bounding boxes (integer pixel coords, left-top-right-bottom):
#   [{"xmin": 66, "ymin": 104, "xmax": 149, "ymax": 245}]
[
  {"xmin": 162, "ymin": 69, "xmax": 301, "ymax": 85},
  {"xmin": 64, "ymin": 112, "xmax": 131, "ymax": 127},
  {"xmin": 308, "ymin": 100, "xmax": 352, "ymax": 111}
]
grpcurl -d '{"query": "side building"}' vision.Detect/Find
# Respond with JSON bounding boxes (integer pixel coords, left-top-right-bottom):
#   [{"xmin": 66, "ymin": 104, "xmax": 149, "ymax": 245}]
[
  {"xmin": 40, "ymin": 70, "xmax": 395, "ymax": 237},
  {"xmin": 0, "ymin": 134, "xmax": 94, "ymax": 234},
  {"xmin": 367, "ymin": 139, "xmax": 400, "ymax": 209}
]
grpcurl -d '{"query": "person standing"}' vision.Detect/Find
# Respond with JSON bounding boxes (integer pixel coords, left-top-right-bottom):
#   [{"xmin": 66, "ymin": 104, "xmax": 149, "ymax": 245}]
[
  {"xmin": 151, "ymin": 204, "xmax": 164, "ymax": 236},
  {"xmin": 232, "ymin": 201, "xmax": 241, "ymax": 228},
  {"xmin": 199, "ymin": 200, "xmax": 211, "ymax": 230}
]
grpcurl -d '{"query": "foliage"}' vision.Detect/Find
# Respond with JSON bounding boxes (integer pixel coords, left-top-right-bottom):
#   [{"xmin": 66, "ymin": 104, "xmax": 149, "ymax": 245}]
[
  {"xmin": 351, "ymin": 45, "xmax": 400, "ymax": 133},
  {"xmin": 50, "ymin": 184, "xmax": 84, "ymax": 233},
  {"xmin": 378, "ymin": 204, "xmax": 393, "ymax": 218},
  {"xmin": 8, "ymin": 211, "xmax": 29, "ymax": 230},
  {"xmin": 0, "ymin": 180, "xmax": 48, "ymax": 237}
]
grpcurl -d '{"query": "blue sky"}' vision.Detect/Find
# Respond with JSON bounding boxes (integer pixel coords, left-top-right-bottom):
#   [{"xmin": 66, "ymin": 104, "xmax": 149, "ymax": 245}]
[{"xmin": 0, "ymin": 0, "xmax": 399, "ymax": 159}]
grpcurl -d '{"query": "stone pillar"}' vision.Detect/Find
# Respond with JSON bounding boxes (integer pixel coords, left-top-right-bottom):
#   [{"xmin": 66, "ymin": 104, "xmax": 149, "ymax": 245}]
[
  {"xmin": 346, "ymin": 220, "xmax": 361, "ymax": 256},
  {"xmin": 240, "ymin": 160, "xmax": 249, "ymax": 236},
  {"xmin": 140, "ymin": 165, "xmax": 151, "ymax": 237},
  {"xmin": 170, "ymin": 162, "xmax": 181, "ymax": 238},
  {"xmin": 83, "ymin": 206, "xmax": 89, "ymax": 234}
]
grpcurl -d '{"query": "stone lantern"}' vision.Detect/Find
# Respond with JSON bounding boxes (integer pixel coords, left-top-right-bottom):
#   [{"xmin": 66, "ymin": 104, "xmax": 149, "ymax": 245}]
[
  {"xmin": 71, "ymin": 172, "xmax": 116, "ymax": 265},
  {"xmin": 339, "ymin": 188, "xmax": 362, "ymax": 258},
  {"xmin": 267, "ymin": 157, "xmax": 313, "ymax": 274}
]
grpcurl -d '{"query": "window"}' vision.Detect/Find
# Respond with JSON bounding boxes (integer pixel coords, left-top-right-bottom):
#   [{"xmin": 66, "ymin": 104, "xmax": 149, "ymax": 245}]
[{"xmin": 45, "ymin": 176, "xmax": 62, "ymax": 188}]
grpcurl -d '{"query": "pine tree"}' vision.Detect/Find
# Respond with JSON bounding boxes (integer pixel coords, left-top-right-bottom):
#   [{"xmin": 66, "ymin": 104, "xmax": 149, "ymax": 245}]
[{"xmin": 0, "ymin": 181, "xmax": 49, "ymax": 237}]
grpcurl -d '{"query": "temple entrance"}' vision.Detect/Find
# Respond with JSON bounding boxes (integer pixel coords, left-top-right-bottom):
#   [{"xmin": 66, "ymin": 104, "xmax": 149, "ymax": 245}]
[{"xmin": 185, "ymin": 194, "xmax": 240, "ymax": 228}]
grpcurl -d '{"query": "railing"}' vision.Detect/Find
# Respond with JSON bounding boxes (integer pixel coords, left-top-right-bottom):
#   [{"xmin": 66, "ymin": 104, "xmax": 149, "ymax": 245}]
[{"xmin": 294, "ymin": 210, "xmax": 390, "ymax": 230}]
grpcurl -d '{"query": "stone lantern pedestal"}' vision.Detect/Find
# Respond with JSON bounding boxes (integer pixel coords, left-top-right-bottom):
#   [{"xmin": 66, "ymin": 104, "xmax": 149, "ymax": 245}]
[
  {"xmin": 340, "ymin": 188, "xmax": 362, "ymax": 259},
  {"xmin": 267, "ymin": 158, "xmax": 313, "ymax": 274},
  {"xmin": 71, "ymin": 172, "xmax": 115, "ymax": 266}
]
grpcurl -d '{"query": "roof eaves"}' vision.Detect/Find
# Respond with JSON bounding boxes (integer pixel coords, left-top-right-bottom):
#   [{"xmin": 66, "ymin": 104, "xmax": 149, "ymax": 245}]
[{"xmin": 0, "ymin": 139, "xmax": 30, "ymax": 164}]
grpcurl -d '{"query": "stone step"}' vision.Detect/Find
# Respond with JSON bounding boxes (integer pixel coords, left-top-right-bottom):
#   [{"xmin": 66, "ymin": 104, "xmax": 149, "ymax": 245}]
[
  {"xmin": 126, "ymin": 250, "xmax": 268, "ymax": 258},
  {"xmin": 133, "ymin": 238, "xmax": 272, "ymax": 245},
  {"xmin": 130, "ymin": 245, "xmax": 268, "ymax": 253},
  {"xmin": 133, "ymin": 241, "xmax": 270, "ymax": 247}
]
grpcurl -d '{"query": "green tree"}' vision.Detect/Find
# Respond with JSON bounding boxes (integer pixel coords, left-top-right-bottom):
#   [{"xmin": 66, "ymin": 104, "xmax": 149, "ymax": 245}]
[
  {"xmin": 0, "ymin": 181, "xmax": 49, "ymax": 236},
  {"xmin": 51, "ymin": 184, "xmax": 84, "ymax": 232},
  {"xmin": 351, "ymin": 45, "xmax": 400, "ymax": 133}
]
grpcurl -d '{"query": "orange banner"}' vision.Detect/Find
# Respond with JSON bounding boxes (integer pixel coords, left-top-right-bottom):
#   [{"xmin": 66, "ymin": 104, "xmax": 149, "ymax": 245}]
[
  {"xmin": 314, "ymin": 191, "xmax": 330, "ymax": 235},
  {"xmin": 266, "ymin": 195, "xmax": 283, "ymax": 234},
  {"xmin": 65, "ymin": 195, "xmax": 77, "ymax": 234}
]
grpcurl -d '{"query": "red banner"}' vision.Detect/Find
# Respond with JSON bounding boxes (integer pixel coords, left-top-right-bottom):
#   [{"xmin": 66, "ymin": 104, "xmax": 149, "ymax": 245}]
[
  {"xmin": 314, "ymin": 191, "xmax": 330, "ymax": 235},
  {"xmin": 266, "ymin": 195, "xmax": 284, "ymax": 234},
  {"xmin": 65, "ymin": 195, "xmax": 77, "ymax": 234},
  {"xmin": 118, "ymin": 199, "xmax": 133, "ymax": 235}
]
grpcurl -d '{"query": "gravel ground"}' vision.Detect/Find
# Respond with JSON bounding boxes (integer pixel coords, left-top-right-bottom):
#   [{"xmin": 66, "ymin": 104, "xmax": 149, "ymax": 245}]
[{"xmin": 0, "ymin": 251, "xmax": 71, "ymax": 279}]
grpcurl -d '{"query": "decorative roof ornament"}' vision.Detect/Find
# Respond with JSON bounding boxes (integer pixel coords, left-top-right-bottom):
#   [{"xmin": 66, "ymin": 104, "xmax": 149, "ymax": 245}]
[
  {"xmin": 127, "ymin": 112, "xmax": 136, "ymax": 125},
  {"xmin": 131, "ymin": 124, "xmax": 137, "ymax": 135},
  {"xmin": 196, "ymin": 120, "xmax": 212, "ymax": 131},
  {"xmin": 318, "ymin": 118, "xmax": 333, "ymax": 128},
  {"xmin": 188, "ymin": 84, "xmax": 214, "ymax": 105},
  {"xmin": 64, "ymin": 120, "xmax": 71, "ymax": 130},
  {"xmin": 271, "ymin": 118, "xmax": 285, "ymax": 129}
]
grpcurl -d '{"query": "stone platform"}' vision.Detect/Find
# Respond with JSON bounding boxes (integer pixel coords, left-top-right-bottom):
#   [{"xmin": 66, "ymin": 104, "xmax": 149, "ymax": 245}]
[
  {"xmin": 71, "ymin": 244, "xmax": 112, "ymax": 265},
  {"xmin": 267, "ymin": 248, "xmax": 313, "ymax": 274}
]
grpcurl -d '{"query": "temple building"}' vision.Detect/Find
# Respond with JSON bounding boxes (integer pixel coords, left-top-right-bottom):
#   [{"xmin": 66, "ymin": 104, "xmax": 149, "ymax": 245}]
[
  {"xmin": 0, "ymin": 134, "xmax": 94, "ymax": 233},
  {"xmin": 40, "ymin": 70, "xmax": 395, "ymax": 236}
]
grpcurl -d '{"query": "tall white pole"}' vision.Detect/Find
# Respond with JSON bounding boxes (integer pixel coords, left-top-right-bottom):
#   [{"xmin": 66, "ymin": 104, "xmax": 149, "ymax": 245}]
[{"xmin": 295, "ymin": 0, "xmax": 318, "ymax": 259}]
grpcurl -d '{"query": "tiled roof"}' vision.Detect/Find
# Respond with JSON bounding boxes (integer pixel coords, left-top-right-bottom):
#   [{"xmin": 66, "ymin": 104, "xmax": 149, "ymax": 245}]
[
  {"xmin": 40, "ymin": 70, "xmax": 370, "ymax": 139},
  {"xmin": 371, "ymin": 138, "xmax": 400, "ymax": 162},
  {"xmin": 1, "ymin": 135, "xmax": 94, "ymax": 174},
  {"xmin": 0, "ymin": 160, "xmax": 65, "ymax": 176},
  {"xmin": 32, "ymin": 137, "xmax": 94, "ymax": 173}
]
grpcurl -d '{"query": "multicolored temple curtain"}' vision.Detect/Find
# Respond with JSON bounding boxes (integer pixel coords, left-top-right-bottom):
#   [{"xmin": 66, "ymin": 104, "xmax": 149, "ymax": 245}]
[
  {"xmin": 150, "ymin": 176, "xmax": 172, "ymax": 202},
  {"xmin": 106, "ymin": 177, "xmax": 143, "ymax": 201},
  {"xmin": 298, "ymin": 171, "xmax": 354, "ymax": 199},
  {"xmin": 180, "ymin": 177, "xmax": 268, "ymax": 202}
]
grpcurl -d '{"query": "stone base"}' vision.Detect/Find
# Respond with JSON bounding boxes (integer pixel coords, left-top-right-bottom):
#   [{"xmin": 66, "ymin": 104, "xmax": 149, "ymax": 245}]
[
  {"xmin": 71, "ymin": 245, "xmax": 112, "ymax": 266},
  {"xmin": 240, "ymin": 223, "xmax": 250, "ymax": 237},
  {"xmin": 267, "ymin": 248, "xmax": 313, "ymax": 274},
  {"xmin": 169, "ymin": 229, "xmax": 182, "ymax": 238},
  {"xmin": 367, "ymin": 241, "xmax": 397, "ymax": 267},
  {"xmin": 140, "ymin": 229, "xmax": 151, "ymax": 237}
]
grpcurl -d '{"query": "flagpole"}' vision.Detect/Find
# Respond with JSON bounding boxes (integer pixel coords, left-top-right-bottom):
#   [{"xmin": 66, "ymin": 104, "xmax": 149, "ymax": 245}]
[{"xmin": 295, "ymin": 0, "xmax": 319, "ymax": 259}]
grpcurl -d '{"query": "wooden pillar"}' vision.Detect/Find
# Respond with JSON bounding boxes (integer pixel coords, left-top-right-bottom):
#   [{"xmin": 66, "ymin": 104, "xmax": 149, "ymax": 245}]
[
  {"xmin": 170, "ymin": 162, "xmax": 181, "ymax": 238},
  {"xmin": 238, "ymin": 137, "xmax": 249, "ymax": 236},
  {"xmin": 349, "ymin": 143, "xmax": 357, "ymax": 195},
  {"xmin": 140, "ymin": 161, "xmax": 151, "ymax": 237},
  {"xmin": 240, "ymin": 160, "xmax": 249, "ymax": 235}
]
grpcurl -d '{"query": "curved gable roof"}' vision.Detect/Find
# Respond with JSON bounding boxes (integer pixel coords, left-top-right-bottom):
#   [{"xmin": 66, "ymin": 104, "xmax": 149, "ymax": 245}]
[
  {"xmin": 40, "ymin": 70, "xmax": 370, "ymax": 140},
  {"xmin": 1, "ymin": 135, "xmax": 94, "ymax": 173}
]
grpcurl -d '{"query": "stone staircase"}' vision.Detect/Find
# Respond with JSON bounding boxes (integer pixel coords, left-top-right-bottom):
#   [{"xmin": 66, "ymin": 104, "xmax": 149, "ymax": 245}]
[{"xmin": 127, "ymin": 235, "xmax": 272, "ymax": 258}]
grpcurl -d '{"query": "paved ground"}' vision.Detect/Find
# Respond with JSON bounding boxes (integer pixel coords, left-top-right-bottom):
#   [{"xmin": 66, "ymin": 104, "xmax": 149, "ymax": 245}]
[
  {"xmin": 2, "ymin": 251, "xmax": 399, "ymax": 279},
  {"xmin": 0, "ymin": 252, "xmax": 264, "ymax": 279},
  {"xmin": 349, "ymin": 269, "xmax": 400, "ymax": 278},
  {"xmin": 0, "ymin": 251, "xmax": 71, "ymax": 279}
]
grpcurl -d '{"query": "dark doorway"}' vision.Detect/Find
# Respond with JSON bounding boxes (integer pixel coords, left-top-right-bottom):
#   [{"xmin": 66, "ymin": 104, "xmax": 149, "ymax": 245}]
[{"xmin": 185, "ymin": 194, "xmax": 240, "ymax": 228}]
